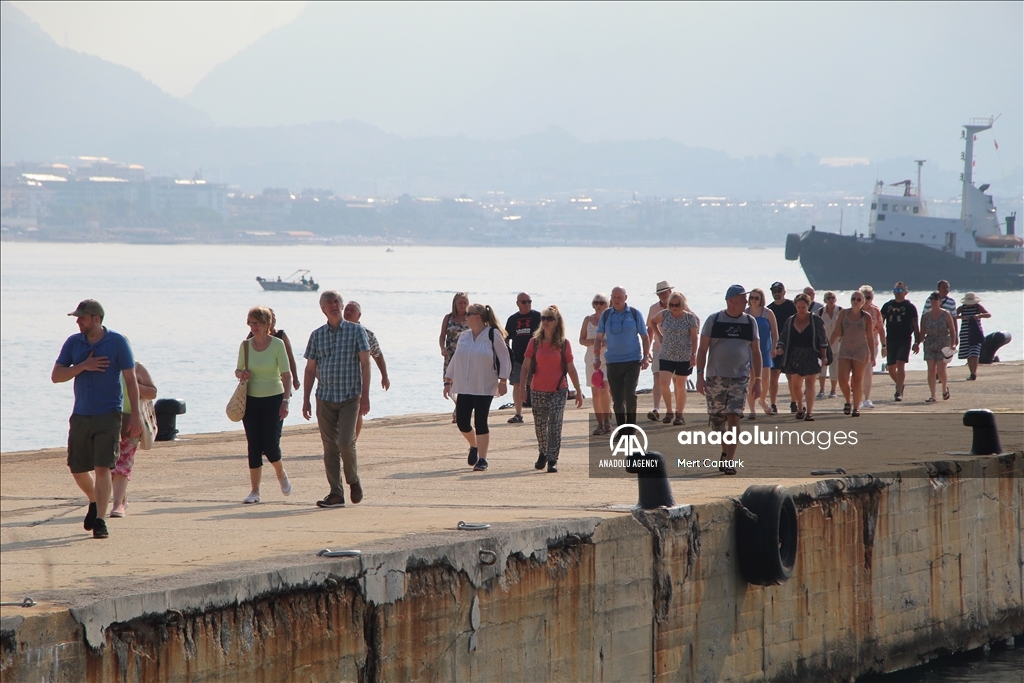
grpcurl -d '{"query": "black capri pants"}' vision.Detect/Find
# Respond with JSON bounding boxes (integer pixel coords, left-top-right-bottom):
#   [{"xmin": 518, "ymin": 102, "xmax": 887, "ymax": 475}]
[
  {"xmin": 456, "ymin": 394, "xmax": 493, "ymax": 435},
  {"xmin": 242, "ymin": 393, "xmax": 284, "ymax": 469}
]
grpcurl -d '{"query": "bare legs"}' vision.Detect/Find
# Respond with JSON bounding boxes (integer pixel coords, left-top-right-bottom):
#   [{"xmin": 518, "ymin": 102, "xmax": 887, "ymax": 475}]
[
  {"xmin": 111, "ymin": 474, "xmax": 129, "ymax": 515},
  {"xmin": 651, "ymin": 367, "xmax": 662, "ymax": 413},
  {"xmin": 838, "ymin": 358, "xmax": 866, "ymax": 411},
  {"xmin": 73, "ymin": 468, "xmax": 111, "ymax": 519},
  {"xmin": 967, "ymin": 356, "xmax": 979, "ymax": 378},
  {"xmin": 788, "ymin": 374, "xmax": 817, "ymax": 416},
  {"xmin": 248, "ymin": 460, "xmax": 286, "ymax": 497},
  {"xmin": 769, "ymin": 368, "xmax": 783, "ymax": 408},
  {"xmin": 591, "ymin": 384, "xmax": 612, "ymax": 429},
  {"xmin": 862, "ymin": 361, "xmax": 874, "ymax": 403},
  {"xmin": 658, "ymin": 371, "xmax": 688, "ymax": 418},
  {"xmin": 926, "ymin": 359, "xmax": 948, "ymax": 400},
  {"xmin": 458, "ymin": 429, "xmax": 489, "ymax": 460},
  {"xmin": 888, "ymin": 361, "xmax": 907, "ymax": 396},
  {"xmin": 748, "ymin": 367, "xmax": 771, "ymax": 415}
]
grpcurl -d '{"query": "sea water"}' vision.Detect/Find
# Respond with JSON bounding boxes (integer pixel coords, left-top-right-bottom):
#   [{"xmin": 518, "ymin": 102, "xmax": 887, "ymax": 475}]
[{"xmin": 2, "ymin": 242, "xmax": 1021, "ymax": 453}]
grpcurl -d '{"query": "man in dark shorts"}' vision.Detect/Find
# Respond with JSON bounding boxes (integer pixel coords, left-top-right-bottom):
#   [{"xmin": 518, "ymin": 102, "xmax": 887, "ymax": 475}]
[
  {"xmin": 51, "ymin": 300, "xmax": 142, "ymax": 539},
  {"xmin": 880, "ymin": 281, "xmax": 921, "ymax": 402},
  {"xmin": 695, "ymin": 285, "xmax": 762, "ymax": 475},
  {"xmin": 766, "ymin": 281, "xmax": 796, "ymax": 413},
  {"xmin": 505, "ymin": 292, "xmax": 541, "ymax": 424}
]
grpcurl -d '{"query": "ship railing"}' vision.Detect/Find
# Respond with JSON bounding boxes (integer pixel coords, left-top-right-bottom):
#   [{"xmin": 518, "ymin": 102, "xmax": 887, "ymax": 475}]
[{"xmin": 967, "ymin": 116, "xmax": 994, "ymax": 128}]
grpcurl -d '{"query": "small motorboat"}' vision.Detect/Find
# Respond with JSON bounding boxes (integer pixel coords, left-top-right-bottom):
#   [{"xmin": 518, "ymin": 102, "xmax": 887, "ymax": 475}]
[{"xmin": 256, "ymin": 269, "xmax": 320, "ymax": 292}]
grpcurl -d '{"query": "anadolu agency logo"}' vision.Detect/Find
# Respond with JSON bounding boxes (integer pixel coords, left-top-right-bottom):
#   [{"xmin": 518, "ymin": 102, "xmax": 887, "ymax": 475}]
[
  {"xmin": 597, "ymin": 425, "xmax": 667, "ymax": 473},
  {"xmin": 609, "ymin": 424, "xmax": 648, "ymax": 456}
]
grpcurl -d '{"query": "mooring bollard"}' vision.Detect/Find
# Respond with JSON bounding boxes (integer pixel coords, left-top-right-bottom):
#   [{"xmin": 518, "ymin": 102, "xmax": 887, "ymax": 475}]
[
  {"xmin": 626, "ymin": 450, "xmax": 675, "ymax": 509},
  {"xmin": 154, "ymin": 398, "xmax": 187, "ymax": 441},
  {"xmin": 963, "ymin": 409, "xmax": 1002, "ymax": 455}
]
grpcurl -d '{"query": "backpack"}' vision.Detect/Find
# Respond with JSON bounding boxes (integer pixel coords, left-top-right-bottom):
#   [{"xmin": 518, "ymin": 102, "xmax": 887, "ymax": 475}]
[{"xmin": 600, "ymin": 305, "xmax": 644, "ymax": 333}]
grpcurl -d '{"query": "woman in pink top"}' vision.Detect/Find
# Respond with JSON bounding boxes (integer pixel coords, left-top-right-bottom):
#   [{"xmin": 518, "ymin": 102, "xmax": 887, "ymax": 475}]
[{"xmin": 522, "ymin": 306, "xmax": 584, "ymax": 473}]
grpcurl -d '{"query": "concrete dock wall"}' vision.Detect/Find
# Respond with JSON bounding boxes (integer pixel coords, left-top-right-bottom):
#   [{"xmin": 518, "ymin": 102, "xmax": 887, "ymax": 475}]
[{"xmin": 2, "ymin": 455, "xmax": 1021, "ymax": 682}]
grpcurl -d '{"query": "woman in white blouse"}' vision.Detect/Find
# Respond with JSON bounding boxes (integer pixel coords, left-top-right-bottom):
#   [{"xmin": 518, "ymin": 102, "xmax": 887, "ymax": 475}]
[{"xmin": 444, "ymin": 303, "xmax": 512, "ymax": 472}]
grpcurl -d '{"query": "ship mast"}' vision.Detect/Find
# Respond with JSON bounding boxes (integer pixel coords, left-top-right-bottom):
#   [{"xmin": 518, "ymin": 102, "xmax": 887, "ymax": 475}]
[
  {"xmin": 961, "ymin": 118, "xmax": 993, "ymax": 221},
  {"xmin": 915, "ymin": 160, "xmax": 925, "ymax": 197}
]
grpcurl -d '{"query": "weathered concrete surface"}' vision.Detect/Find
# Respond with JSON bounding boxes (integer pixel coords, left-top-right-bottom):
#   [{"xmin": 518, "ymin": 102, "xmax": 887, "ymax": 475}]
[{"xmin": 2, "ymin": 363, "xmax": 1023, "ymax": 681}]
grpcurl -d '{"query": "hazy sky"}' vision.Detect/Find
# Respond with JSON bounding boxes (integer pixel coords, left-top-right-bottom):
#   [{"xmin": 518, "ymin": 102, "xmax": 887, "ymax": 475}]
[
  {"xmin": 10, "ymin": 1, "xmax": 1023, "ymax": 175},
  {"xmin": 12, "ymin": 1, "xmax": 305, "ymax": 97}
]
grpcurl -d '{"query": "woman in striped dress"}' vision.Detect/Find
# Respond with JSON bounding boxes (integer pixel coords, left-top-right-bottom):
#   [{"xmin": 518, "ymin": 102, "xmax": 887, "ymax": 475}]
[{"xmin": 955, "ymin": 292, "xmax": 990, "ymax": 381}]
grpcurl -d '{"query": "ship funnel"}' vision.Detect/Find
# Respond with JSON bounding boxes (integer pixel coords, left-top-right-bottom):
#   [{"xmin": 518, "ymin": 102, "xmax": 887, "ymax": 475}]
[{"xmin": 1007, "ymin": 212, "xmax": 1016, "ymax": 236}]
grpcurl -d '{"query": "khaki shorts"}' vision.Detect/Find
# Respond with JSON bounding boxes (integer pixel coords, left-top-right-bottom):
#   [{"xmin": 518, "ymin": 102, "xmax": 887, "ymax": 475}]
[
  {"xmin": 67, "ymin": 411, "xmax": 122, "ymax": 474},
  {"xmin": 705, "ymin": 375, "xmax": 749, "ymax": 426}
]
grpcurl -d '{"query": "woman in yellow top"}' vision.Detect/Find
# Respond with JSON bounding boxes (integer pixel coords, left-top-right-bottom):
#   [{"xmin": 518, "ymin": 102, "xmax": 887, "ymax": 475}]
[{"xmin": 236, "ymin": 306, "xmax": 293, "ymax": 504}]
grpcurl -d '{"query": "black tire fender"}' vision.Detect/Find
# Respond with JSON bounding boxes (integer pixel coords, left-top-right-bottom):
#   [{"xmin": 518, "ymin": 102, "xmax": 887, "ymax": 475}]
[
  {"xmin": 736, "ymin": 484, "xmax": 798, "ymax": 585},
  {"xmin": 784, "ymin": 233, "xmax": 801, "ymax": 261}
]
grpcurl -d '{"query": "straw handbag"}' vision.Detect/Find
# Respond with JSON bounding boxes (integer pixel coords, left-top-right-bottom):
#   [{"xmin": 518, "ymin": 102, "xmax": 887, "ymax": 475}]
[{"xmin": 226, "ymin": 341, "xmax": 249, "ymax": 422}]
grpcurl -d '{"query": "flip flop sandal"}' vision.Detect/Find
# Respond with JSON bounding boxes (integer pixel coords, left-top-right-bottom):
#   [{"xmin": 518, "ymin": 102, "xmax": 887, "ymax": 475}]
[
  {"xmin": 843, "ymin": 403, "xmax": 852, "ymax": 415},
  {"xmin": 943, "ymin": 389, "xmax": 950, "ymax": 400},
  {"xmin": 719, "ymin": 464, "xmax": 738, "ymax": 475},
  {"xmin": 851, "ymin": 409, "xmax": 861, "ymax": 417},
  {"xmin": 663, "ymin": 413, "xmax": 674, "ymax": 424},
  {"xmin": 925, "ymin": 397, "xmax": 937, "ymax": 403},
  {"xmin": 673, "ymin": 415, "xmax": 685, "ymax": 426},
  {"xmin": 647, "ymin": 410, "xmax": 660, "ymax": 421},
  {"xmin": 593, "ymin": 426, "xmax": 605, "ymax": 435},
  {"xmin": 795, "ymin": 409, "xmax": 805, "ymax": 420},
  {"xmin": 804, "ymin": 414, "xmax": 814, "ymax": 421}
]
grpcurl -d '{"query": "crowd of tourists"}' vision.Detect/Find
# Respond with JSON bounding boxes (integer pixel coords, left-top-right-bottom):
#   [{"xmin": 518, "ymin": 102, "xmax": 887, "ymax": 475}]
[{"xmin": 52, "ymin": 277, "xmax": 994, "ymax": 537}]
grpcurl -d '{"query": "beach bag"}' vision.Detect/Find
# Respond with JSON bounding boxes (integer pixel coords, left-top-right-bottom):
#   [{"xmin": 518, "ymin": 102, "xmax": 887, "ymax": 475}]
[
  {"xmin": 225, "ymin": 341, "xmax": 249, "ymax": 422},
  {"xmin": 139, "ymin": 399, "xmax": 158, "ymax": 450}
]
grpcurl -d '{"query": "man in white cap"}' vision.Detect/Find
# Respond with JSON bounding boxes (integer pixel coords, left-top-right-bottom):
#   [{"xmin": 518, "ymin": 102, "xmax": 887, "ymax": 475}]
[
  {"xmin": 52, "ymin": 299, "xmax": 142, "ymax": 540},
  {"xmin": 646, "ymin": 281, "xmax": 673, "ymax": 421},
  {"xmin": 695, "ymin": 285, "xmax": 762, "ymax": 475}
]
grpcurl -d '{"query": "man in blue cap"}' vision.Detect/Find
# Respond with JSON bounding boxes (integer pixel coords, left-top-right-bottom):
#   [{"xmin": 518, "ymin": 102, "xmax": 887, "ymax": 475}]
[
  {"xmin": 694, "ymin": 285, "xmax": 763, "ymax": 475},
  {"xmin": 52, "ymin": 299, "xmax": 142, "ymax": 539}
]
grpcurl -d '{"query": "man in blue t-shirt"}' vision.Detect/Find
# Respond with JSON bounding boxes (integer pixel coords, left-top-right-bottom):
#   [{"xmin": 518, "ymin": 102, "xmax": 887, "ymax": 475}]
[
  {"xmin": 593, "ymin": 286, "xmax": 651, "ymax": 427},
  {"xmin": 52, "ymin": 300, "xmax": 141, "ymax": 539}
]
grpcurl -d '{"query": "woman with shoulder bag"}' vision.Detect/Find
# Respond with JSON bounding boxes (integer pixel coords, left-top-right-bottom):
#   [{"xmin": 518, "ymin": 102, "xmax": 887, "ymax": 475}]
[
  {"xmin": 522, "ymin": 306, "xmax": 584, "ymax": 473},
  {"xmin": 444, "ymin": 303, "xmax": 511, "ymax": 472},
  {"xmin": 109, "ymin": 362, "xmax": 157, "ymax": 518},
  {"xmin": 775, "ymin": 293, "xmax": 829, "ymax": 421},
  {"xmin": 237, "ymin": 306, "xmax": 293, "ymax": 504}
]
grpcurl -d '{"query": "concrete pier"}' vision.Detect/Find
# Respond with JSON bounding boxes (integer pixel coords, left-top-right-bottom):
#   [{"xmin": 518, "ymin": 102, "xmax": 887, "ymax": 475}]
[{"xmin": 2, "ymin": 363, "xmax": 1022, "ymax": 681}]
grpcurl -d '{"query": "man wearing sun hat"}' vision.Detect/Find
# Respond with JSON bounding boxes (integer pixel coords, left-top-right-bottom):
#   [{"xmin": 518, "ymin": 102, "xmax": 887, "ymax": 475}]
[
  {"xmin": 646, "ymin": 280, "xmax": 673, "ymax": 421},
  {"xmin": 52, "ymin": 299, "xmax": 142, "ymax": 540},
  {"xmin": 694, "ymin": 285, "xmax": 762, "ymax": 475}
]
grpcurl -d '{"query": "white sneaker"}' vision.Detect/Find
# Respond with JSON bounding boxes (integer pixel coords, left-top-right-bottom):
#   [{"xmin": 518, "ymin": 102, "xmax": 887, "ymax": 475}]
[
  {"xmin": 279, "ymin": 474, "xmax": 292, "ymax": 496},
  {"xmin": 243, "ymin": 492, "xmax": 261, "ymax": 504},
  {"xmin": 862, "ymin": 400, "xmax": 875, "ymax": 409}
]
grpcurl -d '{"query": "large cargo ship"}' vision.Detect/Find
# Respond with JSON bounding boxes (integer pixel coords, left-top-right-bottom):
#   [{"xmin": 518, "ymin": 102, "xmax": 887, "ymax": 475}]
[{"xmin": 786, "ymin": 118, "xmax": 1023, "ymax": 291}]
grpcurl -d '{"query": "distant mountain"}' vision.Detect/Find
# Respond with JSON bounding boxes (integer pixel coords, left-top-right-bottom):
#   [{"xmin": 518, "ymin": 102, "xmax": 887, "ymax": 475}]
[
  {"xmin": 2, "ymin": 0, "xmax": 1016, "ymax": 203},
  {"xmin": 0, "ymin": 1, "xmax": 211, "ymax": 161}
]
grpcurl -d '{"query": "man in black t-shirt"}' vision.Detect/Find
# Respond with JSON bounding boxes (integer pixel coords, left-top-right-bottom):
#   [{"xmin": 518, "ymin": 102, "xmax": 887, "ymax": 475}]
[
  {"xmin": 505, "ymin": 292, "xmax": 541, "ymax": 423},
  {"xmin": 879, "ymin": 281, "xmax": 921, "ymax": 402},
  {"xmin": 766, "ymin": 281, "xmax": 797, "ymax": 414}
]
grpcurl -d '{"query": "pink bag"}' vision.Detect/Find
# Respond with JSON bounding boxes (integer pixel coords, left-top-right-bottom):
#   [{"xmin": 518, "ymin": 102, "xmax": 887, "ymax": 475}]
[{"xmin": 591, "ymin": 369, "xmax": 606, "ymax": 388}]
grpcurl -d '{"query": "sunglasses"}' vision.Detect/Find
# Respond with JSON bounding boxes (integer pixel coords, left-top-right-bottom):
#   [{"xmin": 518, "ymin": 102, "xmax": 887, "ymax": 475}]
[
  {"xmin": 247, "ymin": 320, "xmax": 262, "ymax": 326},
  {"xmin": 749, "ymin": 295, "xmax": 761, "ymax": 301},
  {"xmin": 893, "ymin": 288, "xmax": 905, "ymax": 293},
  {"xmin": 540, "ymin": 315, "xmax": 556, "ymax": 322},
  {"xmin": 518, "ymin": 299, "xmax": 532, "ymax": 304},
  {"xmin": 668, "ymin": 303, "xmax": 682, "ymax": 308},
  {"xmin": 592, "ymin": 300, "xmax": 607, "ymax": 306},
  {"xmin": 851, "ymin": 297, "xmax": 864, "ymax": 302}
]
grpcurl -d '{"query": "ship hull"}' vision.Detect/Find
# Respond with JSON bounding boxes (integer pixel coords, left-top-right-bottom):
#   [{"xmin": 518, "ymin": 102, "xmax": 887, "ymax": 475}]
[{"xmin": 789, "ymin": 231, "xmax": 1023, "ymax": 291}]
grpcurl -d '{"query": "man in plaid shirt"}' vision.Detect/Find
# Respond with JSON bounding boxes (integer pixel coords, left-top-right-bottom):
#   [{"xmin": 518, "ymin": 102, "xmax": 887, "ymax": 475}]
[{"xmin": 302, "ymin": 290, "xmax": 371, "ymax": 508}]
